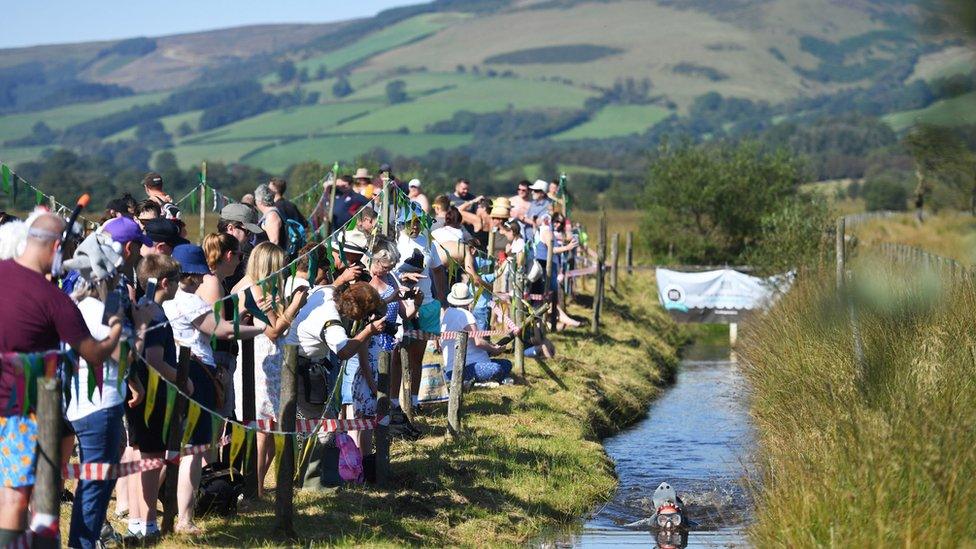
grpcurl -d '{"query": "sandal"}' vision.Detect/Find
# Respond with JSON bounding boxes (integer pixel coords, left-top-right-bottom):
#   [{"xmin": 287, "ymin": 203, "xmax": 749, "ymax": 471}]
[{"xmin": 174, "ymin": 522, "xmax": 203, "ymax": 535}]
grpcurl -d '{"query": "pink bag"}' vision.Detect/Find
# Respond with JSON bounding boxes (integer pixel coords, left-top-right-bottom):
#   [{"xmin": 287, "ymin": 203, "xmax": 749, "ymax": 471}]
[{"xmin": 336, "ymin": 432, "xmax": 364, "ymax": 484}]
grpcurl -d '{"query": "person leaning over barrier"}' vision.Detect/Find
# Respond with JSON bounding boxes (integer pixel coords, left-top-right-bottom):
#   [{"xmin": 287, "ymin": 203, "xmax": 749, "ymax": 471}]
[{"xmin": 0, "ymin": 213, "xmax": 123, "ymax": 544}]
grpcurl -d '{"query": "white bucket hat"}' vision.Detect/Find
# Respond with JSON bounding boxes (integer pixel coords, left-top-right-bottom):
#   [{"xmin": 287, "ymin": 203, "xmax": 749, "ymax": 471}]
[{"xmin": 447, "ymin": 282, "xmax": 474, "ymax": 306}]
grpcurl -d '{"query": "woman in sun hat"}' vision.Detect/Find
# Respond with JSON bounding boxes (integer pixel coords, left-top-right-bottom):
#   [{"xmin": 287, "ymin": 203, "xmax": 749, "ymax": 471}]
[{"xmin": 440, "ymin": 283, "xmax": 513, "ymax": 384}]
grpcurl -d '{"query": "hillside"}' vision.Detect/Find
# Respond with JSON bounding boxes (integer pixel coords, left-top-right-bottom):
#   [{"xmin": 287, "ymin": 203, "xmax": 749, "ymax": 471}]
[{"xmin": 0, "ymin": 0, "xmax": 966, "ymax": 175}]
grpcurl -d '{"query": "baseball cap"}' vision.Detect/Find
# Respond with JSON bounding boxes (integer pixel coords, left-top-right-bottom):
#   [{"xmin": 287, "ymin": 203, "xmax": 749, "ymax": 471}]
[
  {"xmin": 408, "ymin": 178, "xmax": 421, "ymax": 188},
  {"xmin": 103, "ymin": 216, "xmax": 153, "ymax": 246},
  {"xmin": 529, "ymin": 179, "xmax": 548, "ymax": 191},
  {"xmin": 331, "ymin": 230, "xmax": 370, "ymax": 255},
  {"xmin": 220, "ymin": 203, "xmax": 262, "ymax": 234},
  {"xmin": 142, "ymin": 172, "xmax": 164, "ymax": 188},
  {"xmin": 143, "ymin": 218, "xmax": 188, "ymax": 247}
]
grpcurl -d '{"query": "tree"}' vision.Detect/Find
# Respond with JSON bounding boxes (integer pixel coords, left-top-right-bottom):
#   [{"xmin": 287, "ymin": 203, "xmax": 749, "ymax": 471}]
[
  {"xmin": 298, "ymin": 68, "xmax": 309, "ymax": 83},
  {"xmin": 134, "ymin": 120, "xmax": 172, "ymax": 149},
  {"xmin": 176, "ymin": 121, "xmax": 193, "ymax": 137},
  {"xmin": 641, "ymin": 140, "xmax": 803, "ymax": 264},
  {"xmin": 332, "ymin": 76, "xmax": 353, "ymax": 98},
  {"xmin": 154, "ymin": 151, "xmax": 179, "ymax": 173},
  {"xmin": 315, "ymin": 65, "xmax": 328, "ymax": 80},
  {"xmin": 903, "ymin": 124, "xmax": 969, "ymax": 221},
  {"xmin": 745, "ymin": 193, "xmax": 831, "ymax": 275},
  {"xmin": 277, "ymin": 61, "xmax": 297, "ymax": 84},
  {"xmin": 385, "ymin": 80, "xmax": 408, "ymax": 104}
]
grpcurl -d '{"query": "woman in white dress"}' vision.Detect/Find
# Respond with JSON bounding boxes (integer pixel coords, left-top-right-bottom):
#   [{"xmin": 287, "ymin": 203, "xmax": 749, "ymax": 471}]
[{"xmin": 231, "ymin": 242, "xmax": 308, "ymax": 497}]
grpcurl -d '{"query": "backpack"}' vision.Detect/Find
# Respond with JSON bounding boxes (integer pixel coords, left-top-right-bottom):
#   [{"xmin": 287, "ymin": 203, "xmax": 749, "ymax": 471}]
[
  {"xmin": 194, "ymin": 463, "xmax": 245, "ymax": 517},
  {"xmin": 283, "ymin": 217, "xmax": 306, "ymax": 257},
  {"xmin": 336, "ymin": 432, "xmax": 364, "ymax": 484}
]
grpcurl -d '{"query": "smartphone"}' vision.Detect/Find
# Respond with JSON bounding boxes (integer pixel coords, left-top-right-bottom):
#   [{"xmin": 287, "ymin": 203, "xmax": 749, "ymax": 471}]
[
  {"xmin": 102, "ymin": 290, "xmax": 121, "ymax": 326},
  {"xmin": 140, "ymin": 277, "xmax": 158, "ymax": 305}
]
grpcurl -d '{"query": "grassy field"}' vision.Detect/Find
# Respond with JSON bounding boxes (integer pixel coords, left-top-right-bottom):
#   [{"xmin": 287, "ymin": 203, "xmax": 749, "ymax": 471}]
[
  {"xmin": 553, "ymin": 104, "xmax": 673, "ymax": 141},
  {"xmin": 240, "ymin": 133, "xmax": 472, "ymax": 173},
  {"xmin": 335, "ymin": 78, "xmax": 596, "ymax": 133},
  {"xmin": 108, "ymin": 110, "xmax": 204, "ymax": 142},
  {"xmin": 187, "ymin": 101, "xmax": 382, "ymax": 143},
  {"xmin": 83, "ymin": 271, "xmax": 683, "ymax": 546},
  {"xmin": 0, "ymin": 91, "xmax": 169, "ymax": 142},
  {"xmin": 851, "ymin": 211, "xmax": 976, "ymax": 265},
  {"xmin": 740, "ymin": 259, "xmax": 976, "ymax": 546},
  {"xmin": 883, "ymin": 91, "xmax": 976, "ymax": 132},
  {"xmin": 907, "ymin": 45, "xmax": 973, "ymax": 83},
  {"xmin": 165, "ymin": 140, "xmax": 280, "ymax": 169}
]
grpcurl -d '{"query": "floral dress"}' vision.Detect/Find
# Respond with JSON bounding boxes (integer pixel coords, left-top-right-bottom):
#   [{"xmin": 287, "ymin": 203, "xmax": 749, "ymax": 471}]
[
  {"xmin": 234, "ymin": 318, "xmax": 282, "ymax": 421},
  {"xmin": 355, "ymin": 275, "xmax": 399, "ymax": 417}
]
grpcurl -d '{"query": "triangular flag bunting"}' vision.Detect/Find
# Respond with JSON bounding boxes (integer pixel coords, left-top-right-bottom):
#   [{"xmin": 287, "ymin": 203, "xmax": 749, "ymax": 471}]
[
  {"xmin": 181, "ymin": 402, "xmax": 201, "ymax": 448},
  {"xmin": 162, "ymin": 384, "xmax": 176, "ymax": 440},
  {"xmin": 229, "ymin": 424, "xmax": 246, "ymax": 480}
]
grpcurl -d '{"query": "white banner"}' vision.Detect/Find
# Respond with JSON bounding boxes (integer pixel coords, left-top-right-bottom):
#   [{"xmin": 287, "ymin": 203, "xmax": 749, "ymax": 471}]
[{"xmin": 656, "ymin": 268, "xmax": 789, "ymax": 314}]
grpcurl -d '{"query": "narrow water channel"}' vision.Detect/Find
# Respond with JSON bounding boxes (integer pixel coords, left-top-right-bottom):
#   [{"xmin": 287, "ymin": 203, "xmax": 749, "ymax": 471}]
[{"xmin": 555, "ymin": 341, "xmax": 756, "ymax": 548}]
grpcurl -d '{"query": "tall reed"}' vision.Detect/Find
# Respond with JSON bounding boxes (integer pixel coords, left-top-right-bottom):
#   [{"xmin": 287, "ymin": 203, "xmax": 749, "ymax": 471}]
[{"xmin": 740, "ymin": 256, "xmax": 976, "ymax": 546}]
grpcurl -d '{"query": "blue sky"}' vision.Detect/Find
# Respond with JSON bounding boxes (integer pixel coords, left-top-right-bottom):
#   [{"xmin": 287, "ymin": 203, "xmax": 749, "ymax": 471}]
[{"xmin": 3, "ymin": 1, "xmax": 419, "ymax": 49}]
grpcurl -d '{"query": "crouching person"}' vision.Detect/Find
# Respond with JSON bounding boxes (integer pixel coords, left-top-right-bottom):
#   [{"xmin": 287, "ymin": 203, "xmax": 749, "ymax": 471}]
[
  {"xmin": 285, "ymin": 280, "xmax": 386, "ymax": 488},
  {"xmin": 441, "ymin": 283, "xmax": 513, "ymax": 384}
]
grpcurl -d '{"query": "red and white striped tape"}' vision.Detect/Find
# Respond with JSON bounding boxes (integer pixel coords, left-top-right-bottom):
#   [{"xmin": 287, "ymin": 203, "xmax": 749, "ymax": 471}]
[
  {"xmin": 565, "ymin": 265, "xmax": 597, "ymax": 278},
  {"xmin": 63, "ymin": 436, "xmax": 231, "ymax": 481},
  {"xmin": 246, "ymin": 417, "xmax": 380, "ymax": 433}
]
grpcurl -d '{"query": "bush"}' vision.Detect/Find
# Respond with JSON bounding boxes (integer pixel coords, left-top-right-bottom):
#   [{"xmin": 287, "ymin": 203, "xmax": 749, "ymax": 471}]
[
  {"xmin": 332, "ymin": 76, "xmax": 353, "ymax": 98},
  {"xmin": 385, "ymin": 80, "xmax": 408, "ymax": 104},
  {"xmin": 484, "ymin": 44, "xmax": 623, "ymax": 65},
  {"xmin": 862, "ymin": 176, "xmax": 909, "ymax": 211}
]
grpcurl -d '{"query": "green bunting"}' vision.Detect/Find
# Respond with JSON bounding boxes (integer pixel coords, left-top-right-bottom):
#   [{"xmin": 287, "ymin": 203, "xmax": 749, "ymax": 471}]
[
  {"xmin": 35, "ymin": 189, "xmax": 43, "ymax": 206},
  {"xmin": 307, "ymin": 249, "xmax": 319, "ymax": 284},
  {"xmin": 231, "ymin": 294, "xmax": 240, "ymax": 340},
  {"xmin": 1, "ymin": 164, "xmax": 10, "ymax": 194},
  {"xmin": 188, "ymin": 185, "xmax": 197, "ymax": 211}
]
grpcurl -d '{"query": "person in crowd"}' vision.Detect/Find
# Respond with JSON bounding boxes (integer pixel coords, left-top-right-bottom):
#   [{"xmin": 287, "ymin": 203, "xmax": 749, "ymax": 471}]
[
  {"xmin": 394, "ymin": 203, "xmax": 447, "ymax": 431},
  {"xmin": 441, "ymin": 283, "xmax": 512, "ymax": 384},
  {"xmin": 0, "ymin": 213, "xmax": 123, "ymax": 544},
  {"xmin": 501, "ymin": 220, "xmax": 526, "ymax": 258},
  {"xmin": 231, "ymin": 242, "xmax": 307, "ymax": 496},
  {"xmin": 526, "ymin": 180, "xmax": 554, "ymax": 228},
  {"xmin": 62, "ymin": 241, "xmax": 146, "ymax": 549},
  {"xmin": 102, "ymin": 196, "xmax": 135, "ymax": 223},
  {"xmin": 532, "ymin": 213, "xmax": 581, "ymax": 327},
  {"xmin": 241, "ymin": 194, "xmax": 256, "ymax": 209},
  {"xmin": 143, "ymin": 172, "xmax": 172, "ymax": 207},
  {"xmin": 163, "ymin": 244, "xmax": 264, "ymax": 534},
  {"xmin": 356, "ymin": 206, "xmax": 378, "ymax": 235},
  {"xmin": 432, "ymin": 207, "xmax": 485, "ymax": 288},
  {"xmin": 123, "ymin": 254, "xmax": 189, "ymax": 542},
  {"xmin": 353, "ymin": 168, "xmax": 375, "ymax": 199},
  {"xmin": 332, "ymin": 175, "xmax": 369, "ymax": 230},
  {"xmin": 103, "ymin": 216, "xmax": 152, "ymax": 307},
  {"xmin": 142, "ymin": 218, "xmax": 186, "ymax": 256},
  {"xmin": 430, "ymin": 195, "xmax": 451, "ymax": 231},
  {"xmin": 198, "ymin": 233, "xmax": 247, "ymax": 417},
  {"xmin": 218, "ymin": 203, "xmax": 264, "ymax": 290},
  {"xmin": 255, "ymin": 183, "xmax": 286, "ymax": 250},
  {"xmin": 268, "ymin": 177, "xmax": 309, "ymax": 229},
  {"xmin": 449, "ymin": 178, "xmax": 475, "ymax": 211},
  {"xmin": 407, "ymin": 179, "xmax": 429, "ymax": 212},
  {"xmin": 489, "ymin": 199, "xmax": 511, "ymax": 256},
  {"xmin": 136, "ymin": 200, "xmax": 161, "ymax": 223},
  {"xmin": 471, "ymin": 197, "xmax": 494, "ymax": 251},
  {"xmin": 509, "ymin": 180, "xmax": 531, "ymax": 221}
]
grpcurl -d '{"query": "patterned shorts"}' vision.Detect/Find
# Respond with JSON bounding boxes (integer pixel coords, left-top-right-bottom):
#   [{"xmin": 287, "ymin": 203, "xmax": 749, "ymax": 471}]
[{"xmin": 0, "ymin": 414, "xmax": 37, "ymax": 488}]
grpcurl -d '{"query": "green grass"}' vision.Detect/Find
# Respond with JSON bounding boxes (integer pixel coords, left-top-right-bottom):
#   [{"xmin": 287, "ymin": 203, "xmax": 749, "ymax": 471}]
[
  {"xmin": 553, "ymin": 104, "xmax": 672, "ymax": 140},
  {"xmin": 496, "ymin": 163, "xmax": 619, "ymax": 182},
  {"xmin": 852, "ymin": 211, "xmax": 976, "ymax": 265},
  {"xmin": 187, "ymin": 101, "xmax": 382, "ymax": 143},
  {"xmin": 241, "ymin": 133, "xmax": 473, "ymax": 173},
  {"xmin": 294, "ymin": 13, "xmax": 470, "ymax": 76},
  {"xmin": 741, "ymin": 262, "xmax": 976, "ymax": 546},
  {"xmin": 132, "ymin": 271, "xmax": 682, "ymax": 547},
  {"xmin": 908, "ymin": 45, "xmax": 974, "ymax": 83},
  {"xmin": 108, "ymin": 110, "xmax": 203, "ymax": 142},
  {"xmin": 337, "ymin": 78, "xmax": 596, "ymax": 133},
  {"xmin": 163, "ymin": 139, "xmax": 278, "ymax": 168},
  {"xmin": 0, "ymin": 145, "xmax": 50, "ymax": 167},
  {"xmin": 342, "ymin": 71, "xmax": 475, "ymax": 103},
  {"xmin": 883, "ymin": 91, "xmax": 976, "ymax": 132},
  {"xmin": 0, "ymin": 91, "xmax": 169, "ymax": 142}
]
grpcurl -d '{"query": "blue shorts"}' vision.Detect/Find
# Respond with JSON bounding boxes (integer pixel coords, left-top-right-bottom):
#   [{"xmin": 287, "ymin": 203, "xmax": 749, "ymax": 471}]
[
  {"xmin": 0, "ymin": 414, "xmax": 37, "ymax": 488},
  {"xmin": 419, "ymin": 301, "xmax": 441, "ymax": 335}
]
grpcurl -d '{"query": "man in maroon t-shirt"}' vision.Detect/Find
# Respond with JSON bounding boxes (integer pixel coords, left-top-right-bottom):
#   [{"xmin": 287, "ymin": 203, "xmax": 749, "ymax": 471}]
[{"xmin": 0, "ymin": 213, "xmax": 124, "ymax": 542}]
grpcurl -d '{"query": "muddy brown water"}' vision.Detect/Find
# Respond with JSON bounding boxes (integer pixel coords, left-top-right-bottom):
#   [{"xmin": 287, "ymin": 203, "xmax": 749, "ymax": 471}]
[{"xmin": 541, "ymin": 341, "xmax": 755, "ymax": 548}]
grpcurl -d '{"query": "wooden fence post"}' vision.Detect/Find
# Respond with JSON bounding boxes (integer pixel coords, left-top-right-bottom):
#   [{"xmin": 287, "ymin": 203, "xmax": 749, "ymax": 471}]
[
  {"xmin": 399, "ymin": 346, "xmax": 413, "ymax": 424},
  {"xmin": 835, "ymin": 217, "xmax": 846, "ymax": 292},
  {"xmin": 626, "ymin": 231, "xmax": 633, "ymax": 275},
  {"xmin": 240, "ymin": 338, "xmax": 259, "ymax": 498},
  {"xmin": 33, "ymin": 371, "xmax": 62, "ymax": 549},
  {"xmin": 274, "ymin": 345, "xmax": 298, "ymax": 538},
  {"xmin": 610, "ymin": 232, "xmax": 619, "ymax": 292},
  {"xmin": 592, "ymin": 210, "xmax": 607, "ymax": 335},
  {"xmin": 161, "ymin": 348, "xmax": 190, "ymax": 534},
  {"xmin": 447, "ymin": 332, "xmax": 468, "ymax": 438},
  {"xmin": 513, "ymin": 264, "xmax": 526, "ymax": 378},
  {"xmin": 375, "ymin": 351, "xmax": 391, "ymax": 485}
]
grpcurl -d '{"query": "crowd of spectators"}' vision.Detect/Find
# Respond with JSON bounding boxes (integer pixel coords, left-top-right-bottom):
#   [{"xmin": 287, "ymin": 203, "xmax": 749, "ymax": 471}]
[{"xmin": 0, "ymin": 165, "xmax": 581, "ymax": 547}]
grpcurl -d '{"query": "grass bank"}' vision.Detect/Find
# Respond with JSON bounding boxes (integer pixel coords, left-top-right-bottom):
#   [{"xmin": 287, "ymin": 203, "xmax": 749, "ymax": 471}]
[
  {"xmin": 853, "ymin": 211, "xmax": 976, "ymax": 265},
  {"xmin": 740, "ymin": 259, "xmax": 976, "ymax": 546},
  {"xmin": 152, "ymin": 272, "xmax": 682, "ymax": 547}
]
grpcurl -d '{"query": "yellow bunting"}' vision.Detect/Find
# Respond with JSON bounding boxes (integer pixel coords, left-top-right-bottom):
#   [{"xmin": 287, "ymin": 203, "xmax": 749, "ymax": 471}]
[
  {"xmin": 229, "ymin": 424, "xmax": 246, "ymax": 480},
  {"xmin": 144, "ymin": 369, "xmax": 159, "ymax": 426},
  {"xmin": 273, "ymin": 433, "xmax": 285, "ymax": 477},
  {"xmin": 181, "ymin": 403, "xmax": 201, "ymax": 448}
]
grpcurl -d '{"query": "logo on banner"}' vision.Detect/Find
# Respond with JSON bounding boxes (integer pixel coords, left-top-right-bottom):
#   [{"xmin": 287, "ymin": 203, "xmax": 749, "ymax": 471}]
[{"xmin": 663, "ymin": 284, "xmax": 689, "ymax": 312}]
